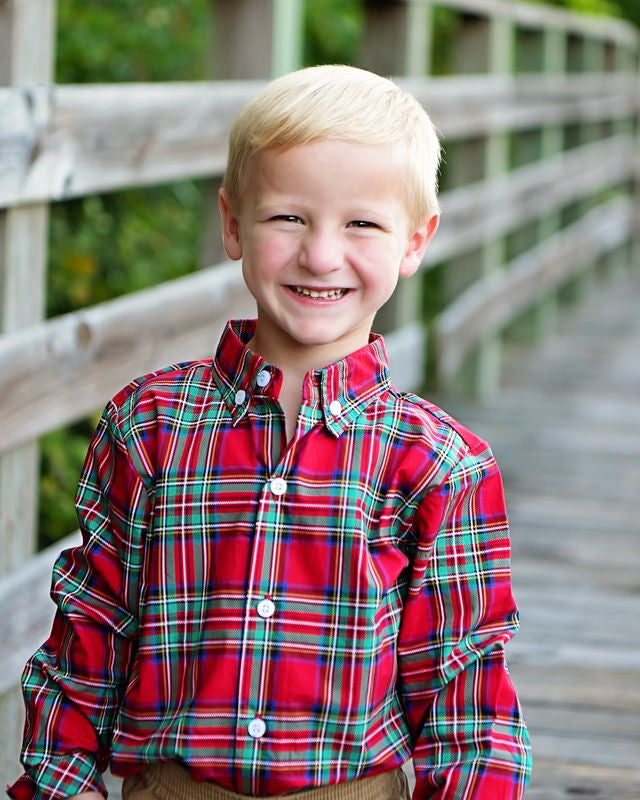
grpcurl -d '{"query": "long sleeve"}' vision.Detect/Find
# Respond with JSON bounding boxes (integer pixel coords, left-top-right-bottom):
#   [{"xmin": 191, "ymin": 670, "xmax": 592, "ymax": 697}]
[
  {"xmin": 398, "ymin": 441, "xmax": 531, "ymax": 799},
  {"xmin": 8, "ymin": 404, "xmax": 151, "ymax": 800}
]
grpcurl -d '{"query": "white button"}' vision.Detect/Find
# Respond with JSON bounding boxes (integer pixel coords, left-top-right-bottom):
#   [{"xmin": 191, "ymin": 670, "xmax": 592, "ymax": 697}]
[
  {"xmin": 329, "ymin": 400, "xmax": 342, "ymax": 416},
  {"xmin": 256, "ymin": 370, "xmax": 271, "ymax": 387},
  {"xmin": 235, "ymin": 389, "xmax": 246, "ymax": 405},
  {"xmin": 248, "ymin": 717, "xmax": 266, "ymax": 739},
  {"xmin": 257, "ymin": 598, "xmax": 275, "ymax": 619},
  {"xmin": 270, "ymin": 477, "xmax": 287, "ymax": 496}
]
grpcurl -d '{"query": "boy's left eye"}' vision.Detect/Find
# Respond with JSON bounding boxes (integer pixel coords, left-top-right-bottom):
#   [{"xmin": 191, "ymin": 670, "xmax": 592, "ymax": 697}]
[{"xmin": 348, "ymin": 220, "xmax": 379, "ymax": 229}]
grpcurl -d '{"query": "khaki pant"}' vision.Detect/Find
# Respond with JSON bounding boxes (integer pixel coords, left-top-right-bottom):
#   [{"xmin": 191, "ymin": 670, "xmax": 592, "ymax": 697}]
[{"xmin": 122, "ymin": 761, "xmax": 411, "ymax": 800}]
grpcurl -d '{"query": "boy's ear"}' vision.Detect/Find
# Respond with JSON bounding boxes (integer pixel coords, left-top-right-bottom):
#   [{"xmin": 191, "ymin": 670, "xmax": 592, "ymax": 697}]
[
  {"xmin": 399, "ymin": 214, "xmax": 440, "ymax": 278},
  {"xmin": 218, "ymin": 188, "xmax": 243, "ymax": 261}
]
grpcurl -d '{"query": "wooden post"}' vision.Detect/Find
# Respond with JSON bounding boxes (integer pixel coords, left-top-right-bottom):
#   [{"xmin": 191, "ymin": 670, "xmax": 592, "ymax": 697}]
[
  {"xmin": 201, "ymin": 0, "xmax": 303, "ymax": 269},
  {"xmin": 443, "ymin": 9, "xmax": 514, "ymax": 399},
  {"xmin": 607, "ymin": 41, "xmax": 638, "ymax": 278},
  {"xmin": 0, "ymin": 0, "xmax": 56, "ymax": 788},
  {"xmin": 524, "ymin": 24, "xmax": 567, "ymax": 340},
  {"xmin": 360, "ymin": 0, "xmax": 432, "ymax": 386},
  {"xmin": 632, "ymin": 44, "xmax": 640, "ymax": 274},
  {"xmin": 477, "ymin": 14, "xmax": 513, "ymax": 398},
  {"xmin": 0, "ymin": 0, "xmax": 56, "ymax": 574},
  {"xmin": 564, "ymin": 35, "xmax": 607, "ymax": 300}
]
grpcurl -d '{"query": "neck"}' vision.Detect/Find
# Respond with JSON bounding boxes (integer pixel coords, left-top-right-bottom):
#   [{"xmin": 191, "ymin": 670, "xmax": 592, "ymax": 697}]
[{"xmin": 247, "ymin": 317, "xmax": 372, "ymax": 378}]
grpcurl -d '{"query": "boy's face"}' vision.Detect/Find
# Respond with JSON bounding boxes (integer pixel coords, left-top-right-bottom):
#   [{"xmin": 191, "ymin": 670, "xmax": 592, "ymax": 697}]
[{"xmin": 219, "ymin": 139, "xmax": 438, "ymax": 364}]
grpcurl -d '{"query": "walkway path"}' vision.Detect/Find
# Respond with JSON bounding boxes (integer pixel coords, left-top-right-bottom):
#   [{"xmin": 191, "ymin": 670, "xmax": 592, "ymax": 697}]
[{"xmin": 440, "ymin": 268, "xmax": 640, "ymax": 798}]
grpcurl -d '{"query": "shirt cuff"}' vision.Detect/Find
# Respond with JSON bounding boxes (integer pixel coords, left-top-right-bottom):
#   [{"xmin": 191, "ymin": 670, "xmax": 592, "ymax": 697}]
[{"xmin": 7, "ymin": 754, "xmax": 107, "ymax": 800}]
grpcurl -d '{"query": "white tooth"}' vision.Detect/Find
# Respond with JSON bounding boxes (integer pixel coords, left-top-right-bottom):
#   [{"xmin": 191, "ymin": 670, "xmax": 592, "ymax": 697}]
[{"xmin": 292, "ymin": 286, "xmax": 345, "ymax": 299}]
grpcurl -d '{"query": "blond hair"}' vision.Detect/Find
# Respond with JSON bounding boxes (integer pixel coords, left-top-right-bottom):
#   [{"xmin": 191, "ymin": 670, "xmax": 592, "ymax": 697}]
[{"xmin": 223, "ymin": 64, "xmax": 441, "ymax": 225}]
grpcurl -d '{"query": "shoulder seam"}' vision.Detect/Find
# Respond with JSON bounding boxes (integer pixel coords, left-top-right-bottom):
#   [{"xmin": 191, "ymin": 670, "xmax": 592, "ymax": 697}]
[{"xmin": 387, "ymin": 385, "xmax": 475, "ymax": 452}]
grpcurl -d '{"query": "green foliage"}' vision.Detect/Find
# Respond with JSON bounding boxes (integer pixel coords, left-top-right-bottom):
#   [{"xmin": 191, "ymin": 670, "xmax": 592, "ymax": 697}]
[
  {"xmin": 303, "ymin": 0, "xmax": 363, "ymax": 66},
  {"xmin": 39, "ymin": 418, "xmax": 100, "ymax": 549},
  {"xmin": 524, "ymin": 0, "xmax": 635, "ymax": 22},
  {"xmin": 56, "ymin": 0, "xmax": 211, "ymax": 83},
  {"xmin": 536, "ymin": 0, "xmax": 620, "ymax": 15},
  {"xmin": 430, "ymin": 8, "xmax": 460, "ymax": 76},
  {"xmin": 48, "ymin": 182, "xmax": 204, "ymax": 317}
]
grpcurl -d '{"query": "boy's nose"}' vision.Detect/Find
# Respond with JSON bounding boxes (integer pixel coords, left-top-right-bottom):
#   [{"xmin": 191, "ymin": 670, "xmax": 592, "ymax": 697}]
[{"xmin": 298, "ymin": 229, "xmax": 343, "ymax": 273}]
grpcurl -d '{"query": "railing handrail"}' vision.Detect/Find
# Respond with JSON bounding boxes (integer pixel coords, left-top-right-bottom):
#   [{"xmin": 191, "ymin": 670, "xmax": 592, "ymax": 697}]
[{"xmin": 2, "ymin": 72, "xmax": 638, "ymax": 210}]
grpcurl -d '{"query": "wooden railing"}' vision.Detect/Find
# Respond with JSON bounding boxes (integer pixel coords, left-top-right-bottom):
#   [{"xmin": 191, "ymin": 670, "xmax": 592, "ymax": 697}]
[{"xmin": 1, "ymin": 0, "xmax": 638, "ymax": 787}]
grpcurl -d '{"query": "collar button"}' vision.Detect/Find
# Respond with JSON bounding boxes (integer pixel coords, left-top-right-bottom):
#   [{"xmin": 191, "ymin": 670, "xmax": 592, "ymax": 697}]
[
  {"xmin": 256, "ymin": 369, "xmax": 271, "ymax": 387},
  {"xmin": 329, "ymin": 399, "xmax": 342, "ymax": 416}
]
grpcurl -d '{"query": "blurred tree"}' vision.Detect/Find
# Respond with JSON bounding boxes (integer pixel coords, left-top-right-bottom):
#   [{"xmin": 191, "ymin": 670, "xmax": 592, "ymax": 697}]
[
  {"xmin": 303, "ymin": 0, "xmax": 362, "ymax": 66},
  {"xmin": 56, "ymin": 1, "xmax": 211, "ymax": 84}
]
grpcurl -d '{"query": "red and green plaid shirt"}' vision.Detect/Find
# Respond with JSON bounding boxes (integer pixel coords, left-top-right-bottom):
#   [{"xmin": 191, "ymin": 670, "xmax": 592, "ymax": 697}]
[{"xmin": 9, "ymin": 319, "xmax": 531, "ymax": 800}]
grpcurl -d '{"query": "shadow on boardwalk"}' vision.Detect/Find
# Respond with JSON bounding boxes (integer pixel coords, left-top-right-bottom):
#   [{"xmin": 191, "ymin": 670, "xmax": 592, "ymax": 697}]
[{"xmin": 440, "ymin": 269, "xmax": 640, "ymax": 798}]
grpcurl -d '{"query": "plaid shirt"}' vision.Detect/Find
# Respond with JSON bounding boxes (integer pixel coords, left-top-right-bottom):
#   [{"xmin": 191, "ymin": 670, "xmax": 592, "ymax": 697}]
[{"xmin": 9, "ymin": 319, "xmax": 531, "ymax": 800}]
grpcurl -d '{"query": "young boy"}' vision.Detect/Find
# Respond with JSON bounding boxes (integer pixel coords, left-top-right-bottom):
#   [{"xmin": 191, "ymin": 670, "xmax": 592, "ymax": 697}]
[{"xmin": 9, "ymin": 65, "xmax": 531, "ymax": 800}]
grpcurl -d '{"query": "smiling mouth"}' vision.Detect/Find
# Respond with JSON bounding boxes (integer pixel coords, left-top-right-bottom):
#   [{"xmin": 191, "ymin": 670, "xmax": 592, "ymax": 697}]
[{"xmin": 288, "ymin": 286, "xmax": 350, "ymax": 300}]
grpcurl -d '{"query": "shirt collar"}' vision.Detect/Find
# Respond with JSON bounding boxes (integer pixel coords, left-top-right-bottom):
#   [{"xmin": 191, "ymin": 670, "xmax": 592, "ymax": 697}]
[{"xmin": 210, "ymin": 319, "xmax": 391, "ymax": 437}]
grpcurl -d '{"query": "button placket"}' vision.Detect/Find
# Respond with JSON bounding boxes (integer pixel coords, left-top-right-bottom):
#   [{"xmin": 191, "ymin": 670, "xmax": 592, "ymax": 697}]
[{"xmin": 238, "ymin": 474, "xmax": 287, "ymax": 753}]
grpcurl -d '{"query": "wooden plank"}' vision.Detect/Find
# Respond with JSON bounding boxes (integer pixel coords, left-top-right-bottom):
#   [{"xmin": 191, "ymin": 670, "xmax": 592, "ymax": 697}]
[
  {"xmin": 0, "ymin": 261, "xmax": 256, "ymax": 452},
  {"xmin": 510, "ymin": 662, "xmax": 640, "ymax": 711},
  {"xmin": 439, "ymin": 270, "xmax": 640, "ymax": 795},
  {"xmin": 404, "ymin": 72, "xmax": 639, "ymax": 139},
  {"xmin": 1, "ymin": 73, "xmax": 638, "ymax": 210},
  {"xmin": 0, "ymin": 290, "xmax": 423, "ymax": 456},
  {"xmin": 0, "ymin": 82, "xmax": 259, "ymax": 209},
  {"xmin": 525, "ymin": 759, "xmax": 640, "ymax": 800},
  {"xmin": 434, "ymin": 197, "xmax": 632, "ymax": 379}
]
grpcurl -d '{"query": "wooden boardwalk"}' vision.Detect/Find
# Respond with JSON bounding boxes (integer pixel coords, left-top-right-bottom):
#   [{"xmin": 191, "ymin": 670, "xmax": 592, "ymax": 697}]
[{"xmin": 439, "ymin": 269, "xmax": 640, "ymax": 798}]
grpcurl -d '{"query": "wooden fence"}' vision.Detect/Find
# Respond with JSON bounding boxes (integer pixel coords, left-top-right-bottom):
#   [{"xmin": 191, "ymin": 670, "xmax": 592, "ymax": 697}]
[{"xmin": 1, "ymin": 0, "xmax": 639, "ymax": 788}]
